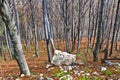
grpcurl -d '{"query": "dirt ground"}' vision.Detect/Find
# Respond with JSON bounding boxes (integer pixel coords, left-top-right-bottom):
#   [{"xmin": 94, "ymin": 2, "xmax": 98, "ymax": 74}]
[{"xmin": 0, "ymin": 38, "xmax": 120, "ymax": 80}]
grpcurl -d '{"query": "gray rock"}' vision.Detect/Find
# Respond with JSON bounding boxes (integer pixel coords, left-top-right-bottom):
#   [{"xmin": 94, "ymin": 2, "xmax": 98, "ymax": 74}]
[
  {"xmin": 64, "ymin": 66, "xmax": 73, "ymax": 71},
  {"xmin": 105, "ymin": 60, "xmax": 120, "ymax": 67},
  {"xmin": 44, "ymin": 77, "xmax": 53, "ymax": 80},
  {"xmin": 46, "ymin": 64, "xmax": 52, "ymax": 69},
  {"xmin": 47, "ymin": 67, "xmax": 54, "ymax": 71},
  {"xmin": 101, "ymin": 67, "xmax": 107, "ymax": 71},
  {"xmin": 105, "ymin": 60, "xmax": 113, "ymax": 66},
  {"xmin": 84, "ymin": 73, "xmax": 90, "ymax": 76},
  {"xmin": 92, "ymin": 71, "xmax": 99, "ymax": 76},
  {"xmin": 59, "ymin": 75, "xmax": 73, "ymax": 80},
  {"xmin": 75, "ymin": 61, "xmax": 84, "ymax": 65},
  {"xmin": 59, "ymin": 66, "xmax": 64, "ymax": 71},
  {"xmin": 113, "ymin": 63, "xmax": 120, "ymax": 66},
  {"xmin": 80, "ymin": 71, "xmax": 85, "ymax": 73},
  {"xmin": 16, "ymin": 78, "xmax": 20, "ymax": 80},
  {"xmin": 51, "ymin": 50, "xmax": 76, "ymax": 66},
  {"xmin": 101, "ymin": 75, "xmax": 105, "ymax": 78},
  {"xmin": 37, "ymin": 74, "xmax": 44, "ymax": 80},
  {"xmin": 74, "ymin": 70, "xmax": 79, "ymax": 75},
  {"xmin": 63, "ymin": 70, "xmax": 68, "ymax": 73},
  {"xmin": 20, "ymin": 74, "xmax": 25, "ymax": 77}
]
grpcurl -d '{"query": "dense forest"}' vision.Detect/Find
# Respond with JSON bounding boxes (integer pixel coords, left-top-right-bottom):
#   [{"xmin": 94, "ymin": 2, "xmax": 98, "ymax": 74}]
[{"xmin": 0, "ymin": 0, "xmax": 120, "ymax": 79}]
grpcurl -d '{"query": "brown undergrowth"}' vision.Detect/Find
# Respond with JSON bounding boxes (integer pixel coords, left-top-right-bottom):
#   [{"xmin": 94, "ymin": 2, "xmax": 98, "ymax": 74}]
[{"xmin": 0, "ymin": 38, "xmax": 120, "ymax": 80}]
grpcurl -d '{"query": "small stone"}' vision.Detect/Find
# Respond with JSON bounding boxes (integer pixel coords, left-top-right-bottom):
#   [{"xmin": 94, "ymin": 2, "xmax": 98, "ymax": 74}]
[
  {"xmin": 15, "ymin": 78, "xmax": 20, "ymax": 80},
  {"xmin": 85, "ymin": 73, "xmax": 90, "ymax": 76},
  {"xmin": 47, "ymin": 67, "xmax": 54, "ymax": 71},
  {"xmin": 59, "ymin": 66, "xmax": 64, "ymax": 71},
  {"xmin": 101, "ymin": 76, "xmax": 105, "ymax": 78},
  {"xmin": 64, "ymin": 66, "xmax": 72, "ymax": 71},
  {"xmin": 63, "ymin": 70, "xmax": 67, "ymax": 73},
  {"xmin": 92, "ymin": 71, "xmax": 99, "ymax": 76},
  {"xmin": 46, "ymin": 64, "xmax": 52, "ymax": 69},
  {"xmin": 20, "ymin": 74, "xmax": 25, "ymax": 77},
  {"xmin": 77, "ymin": 73, "xmax": 80, "ymax": 76},
  {"xmin": 32, "ymin": 54, "xmax": 36, "ymax": 57},
  {"xmin": 105, "ymin": 60, "xmax": 113, "ymax": 66},
  {"xmin": 115, "ymin": 63, "xmax": 120, "ymax": 66},
  {"xmin": 117, "ymin": 63, "xmax": 120, "ymax": 66},
  {"xmin": 76, "ymin": 61, "xmax": 84, "ymax": 65},
  {"xmin": 59, "ymin": 75, "xmax": 73, "ymax": 80},
  {"xmin": 101, "ymin": 67, "xmax": 107, "ymax": 71},
  {"xmin": 40, "ymin": 73, "xmax": 43, "ymax": 77},
  {"xmin": 80, "ymin": 71, "xmax": 84, "ymax": 73},
  {"xmin": 44, "ymin": 77, "xmax": 53, "ymax": 80},
  {"xmin": 74, "ymin": 70, "xmax": 79, "ymax": 75},
  {"xmin": 37, "ymin": 77, "xmax": 44, "ymax": 80}
]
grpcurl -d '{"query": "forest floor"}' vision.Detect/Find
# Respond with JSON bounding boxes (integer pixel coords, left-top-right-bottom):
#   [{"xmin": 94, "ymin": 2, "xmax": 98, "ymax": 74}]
[{"xmin": 0, "ymin": 38, "xmax": 120, "ymax": 80}]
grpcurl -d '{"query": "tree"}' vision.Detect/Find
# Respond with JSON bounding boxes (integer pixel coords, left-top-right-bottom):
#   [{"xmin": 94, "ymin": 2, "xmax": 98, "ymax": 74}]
[
  {"xmin": 0, "ymin": 0, "xmax": 30, "ymax": 75},
  {"xmin": 109, "ymin": 0, "xmax": 120, "ymax": 56},
  {"xmin": 42, "ymin": 0, "xmax": 55, "ymax": 63},
  {"xmin": 29, "ymin": 0, "xmax": 39, "ymax": 57},
  {"xmin": 93, "ymin": 0, "xmax": 104, "ymax": 61},
  {"xmin": 77, "ymin": 0, "xmax": 82, "ymax": 53},
  {"xmin": 64, "ymin": 0, "xmax": 70, "ymax": 52}
]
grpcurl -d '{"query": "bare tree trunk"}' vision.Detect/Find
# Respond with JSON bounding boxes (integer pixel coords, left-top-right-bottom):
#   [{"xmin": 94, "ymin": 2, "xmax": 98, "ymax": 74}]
[
  {"xmin": 93, "ymin": 0, "xmax": 104, "ymax": 61},
  {"xmin": 109, "ymin": 0, "xmax": 120, "ymax": 56},
  {"xmin": 0, "ymin": 0, "xmax": 30, "ymax": 75},
  {"xmin": 77, "ymin": 0, "xmax": 82, "ymax": 53},
  {"xmin": 42, "ymin": 0, "xmax": 55, "ymax": 63},
  {"xmin": 4, "ymin": 23, "xmax": 13, "ymax": 60},
  {"xmin": 87, "ymin": 0, "xmax": 92, "ymax": 55},
  {"xmin": 115, "ymin": 21, "xmax": 120, "ymax": 50},
  {"xmin": 12, "ymin": 0, "xmax": 20, "ymax": 34},
  {"xmin": 106, "ymin": 1, "xmax": 115, "ymax": 49},
  {"xmin": 0, "ymin": 35, "xmax": 6, "ymax": 61},
  {"xmin": 29, "ymin": 0, "xmax": 39, "ymax": 57},
  {"xmin": 71, "ymin": 0, "xmax": 75, "ymax": 51},
  {"xmin": 65, "ymin": 0, "xmax": 70, "ymax": 52},
  {"xmin": 1, "ymin": 40, "xmax": 6, "ymax": 61},
  {"xmin": 92, "ymin": 1, "xmax": 100, "ymax": 50}
]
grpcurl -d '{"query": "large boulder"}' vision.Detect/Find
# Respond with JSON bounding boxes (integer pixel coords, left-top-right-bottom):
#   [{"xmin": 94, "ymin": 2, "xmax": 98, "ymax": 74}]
[{"xmin": 51, "ymin": 50, "xmax": 76, "ymax": 65}]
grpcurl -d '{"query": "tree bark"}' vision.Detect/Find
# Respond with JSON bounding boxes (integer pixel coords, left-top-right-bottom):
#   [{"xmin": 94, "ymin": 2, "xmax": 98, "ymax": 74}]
[
  {"xmin": 65, "ymin": 0, "xmax": 70, "ymax": 52},
  {"xmin": 109, "ymin": 0, "xmax": 120, "ymax": 56},
  {"xmin": 93, "ymin": 0, "xmax": 104, "ymax": 61},
  {"xmin": 29, "ymin": 0, "xmax": 39, "ymax": 57},
  {"xmin": 0, "ymin": 0, "xmax": 30, "ymax": 75},
  {"xmin": 77, "ymin": 0, "xmax": 82, "ymax": 53},
  {"xmin": 42, "ymin": 0, "xmax": 55, "ymax": 63}
]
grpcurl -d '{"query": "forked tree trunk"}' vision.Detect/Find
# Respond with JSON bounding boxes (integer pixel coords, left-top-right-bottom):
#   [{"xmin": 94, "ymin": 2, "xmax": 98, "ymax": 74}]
[
  {"xmin": 42, "ymin": 0, "xmax": 55, "ymax": 63},
  {"xmin": 0, "ymin": 0, "xmax": 30, "ymax": 75}
]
